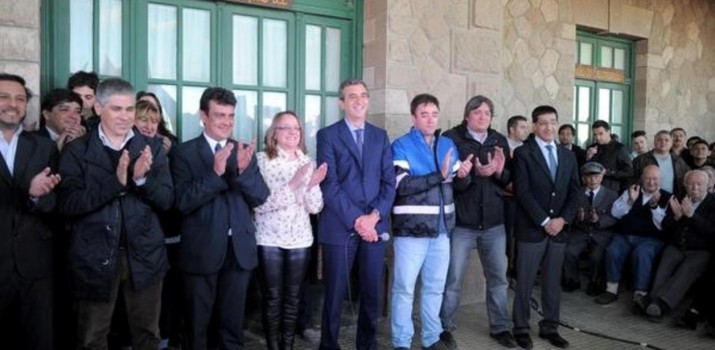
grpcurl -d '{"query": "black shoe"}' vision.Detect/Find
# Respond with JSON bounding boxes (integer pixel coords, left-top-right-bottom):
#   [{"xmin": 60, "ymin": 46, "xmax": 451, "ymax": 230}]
[
  {"xmin": 562, "ymin": 280, "xmax": 581, "ymax": 292},
  {"xmin": 490, "ymin": 331, "xmax": 516, "ymax": 348},
  {"xmin": 631, "ymin": 294, "xmax": 650, "ymax": 315},
  {"xmin": 645, "ymin": 303, "xmax": 663, "ymax": 323},
  {"xmin": 539, "ymin": 332, "xmax": 569, "ymax": 348},
  {"xmin": 439, "ymin": 331, "xmax": 457, "ymax": 350},
  {"xmin": 676, "ymin": 309, "xmax": 699, "ymax": 330},
  {"xmin": 423, "ymin": 340, "xmax": 451, "ymax": 350},
  {"xmin": 594, "ymin": 292, "xmax": 618, "ymax": 305},
  {"xmin": 513, "ymin": 333, "xmax": 532, "ymax": 349}
]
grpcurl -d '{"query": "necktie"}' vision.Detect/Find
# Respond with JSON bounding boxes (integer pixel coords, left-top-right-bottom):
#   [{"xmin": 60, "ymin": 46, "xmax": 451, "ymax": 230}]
[
  {"xmin": 546, "ymin": 145, "xmax": 557, "ymax": 181},
  {"xmin": 214, "ymin": 143, "xmax": 222, "ymax": 154},
  {"xmin": 588, "ymin": 190, "xmax": 595, "ymax": 206},
  {"xmin": 355, "ymin": 129, "xmax": 364, "ymax": 157}
]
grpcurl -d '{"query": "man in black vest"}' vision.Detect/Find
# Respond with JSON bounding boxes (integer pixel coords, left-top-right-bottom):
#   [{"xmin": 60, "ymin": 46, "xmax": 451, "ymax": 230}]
[{"xmin": 595, "ymin": 165, "xmax": 671, "ymax": 313}]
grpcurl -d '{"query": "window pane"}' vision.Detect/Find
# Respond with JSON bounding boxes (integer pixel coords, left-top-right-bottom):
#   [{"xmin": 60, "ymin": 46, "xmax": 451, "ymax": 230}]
[
  {"xmin": 148, "ymin": 4, "xmax": 177, "ymax": 80},
  {"xmin": 181, "ymin": 86, "xmax": 206, "ymax": 141},
  {"xmin": 577, "ymin": 86, "xmax": 590, "ymax": 122},
  {"xmin": 598, "ymin": 88, "xmax": 610, "ymax": 121},
  {"xmin": 611, "ymin": 126, "xmax": 622, "ymax": 142},
  {"xmin": 183, "ymin": 8, "xmax": 211, "ymax": 82},
  {"xmin": 325, "ymin": 96, "xmax": 340, "ymax": 125},
  {"xmin": 305, "ymin": 25, "xmax": 322, "ymax": 90},
  {"xmin": 262, "ymin": 19, "xmax": 287, "ymax": 88},
  {"xmin": 98, "ymin": 0, "xmax": 122, "ymax": 76},
  {"xmin": 611, "ymin": 90, "xmax": 623, "ymax": 124},
  {"xmin": 325, "ymin": 27, "xmax": 341, "ymax": 92},
  {"xmin": 70, "ymin": 0, "xmax": 93, "ymax": 72},
  {"xmin": 262, "ymin": 92, "xmax": 286, "ymax": 132},
  {"xmin": 577, "ymin": 123, "xmax": 590, "ymax": 148},
  {"xmin": 579, "ymin": 42, "xmax": 592, "ymax": 65},
  {"xmin": 600, "ymin": 46, "xmax": 613, "ymax": 68},
  {"xmin": 233, "ymin": 15, "xmax": 258, "ymax": 85},
  {"xmin": 234, "ymin": 90, "xmax": 257, "ymax": 143},
  {"xmin": 147, "ymin": 84, "xmax": 177, "ymax": 135},
  {"xmin": 304, "ymin": 95, "xmax": 321, "ymax": 156},
  {"xmin": 614, "ymin": 48, "xmax": 625, "ymax": 70}
]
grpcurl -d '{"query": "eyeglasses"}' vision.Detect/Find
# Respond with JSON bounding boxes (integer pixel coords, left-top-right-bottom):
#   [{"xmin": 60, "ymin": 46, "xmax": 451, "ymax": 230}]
[{"xmin": 275, "ymin": 125, "xmax": 301, "ymax": 132}]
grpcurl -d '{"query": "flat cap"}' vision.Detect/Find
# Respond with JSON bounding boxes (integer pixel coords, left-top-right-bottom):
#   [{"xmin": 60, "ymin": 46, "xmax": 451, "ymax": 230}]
[{"xmin": 581, "ymin": 161, "xmax": 605, "ymax": 175}]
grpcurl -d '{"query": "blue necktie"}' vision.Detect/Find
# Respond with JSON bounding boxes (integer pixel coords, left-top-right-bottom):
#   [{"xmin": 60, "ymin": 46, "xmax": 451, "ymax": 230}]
[
  {"xmin": 355, "ymin": 129, "xmax": 364, "ymax": 157},
  {"xmin": 214, "ymin": 143, "xmax": 221, "ymax": 154},
  {"xmin": 546, "ymin": 145, "xmax": 557, "ymax": 181}
]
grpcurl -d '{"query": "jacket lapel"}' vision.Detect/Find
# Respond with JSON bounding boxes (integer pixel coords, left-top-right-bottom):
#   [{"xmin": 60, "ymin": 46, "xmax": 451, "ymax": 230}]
[
  {"xmin": 83, "ymin": 129, "xmax": 118, "ymax": 176},
  {"xmin": 12, "ymin": 131, "xmax": 34, "ymax": 183},
  {"xmin": 338, "ymin": 121, "xmax": 363, "ymax": 168},
  {"xmin": 528, "ymin": 140, "xmax": 552, "ymax": 182},
  {"xmin": 0, "ymin": 152, "xmax": 11, "ymax": 185},
  {"xmin": 197, "ymin": 136, "xmax": 215, "ymax": 171}
]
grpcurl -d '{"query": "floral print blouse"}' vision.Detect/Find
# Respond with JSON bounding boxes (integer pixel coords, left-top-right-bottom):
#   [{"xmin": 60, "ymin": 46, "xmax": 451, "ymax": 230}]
[{"xmin": 255, "ymin": 148, "xmax": 324, "ymax": 249}]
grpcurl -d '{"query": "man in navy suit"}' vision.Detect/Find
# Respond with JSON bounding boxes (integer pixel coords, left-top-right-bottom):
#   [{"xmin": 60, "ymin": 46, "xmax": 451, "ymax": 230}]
[
  {"xmin": 316, "ymin": 79, "xmax": 396, "ymax": 350},
  {"xmin": 171, "ymin": 87, "xmax": 269, "ymax": 349},
  {"xmin": 511, "ymin": 105, "xmax": 580, "ymax": 349}
]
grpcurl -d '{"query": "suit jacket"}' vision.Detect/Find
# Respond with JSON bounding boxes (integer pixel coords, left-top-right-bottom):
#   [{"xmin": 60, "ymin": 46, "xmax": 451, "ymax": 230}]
[
  {"xmin": 171, "ymin": 135, "xmax": 269, "ymax": 274},
  {"xmin": 316, "ymin": 120, "xmax": 396, "ymax": 245},
  {"xmin": 514, "ymin": 138, "xmax": 581, "ymax": 242},
  {"xmin": 662, "ymin": 193, "xmax": 715, "ymax": 251},
  {"xmin": 632, "ymin": 151, "xmax": 689, "ymax": 197},
  {"xmin": 571, "ymin": 186, "xmax": 619, "ymax": 236},
  {"xmin": 0, "ymin": 131, "xmax": 58, "ymax": 282}
]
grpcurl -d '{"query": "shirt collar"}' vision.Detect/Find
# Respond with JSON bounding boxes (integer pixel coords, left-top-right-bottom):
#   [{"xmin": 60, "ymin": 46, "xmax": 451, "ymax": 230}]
[
  {"xmin": 344, "ymin": 118, "xmax": 364, "ymax": 132},
  {"xmin": 203, "ymin": 132, "xmax": 227, "ymax": 153},
  {"xmin": 585, "ymin": 186, "xmax": 601, "ymax": 196},
  {"xmin": 0, "ymin": 127, "xmax": 22, "ymax": 145},
  {"xmin": 535, "ymin": 136, "xmax": 556, "ymax": 149},
  {"xmin": 98, "ymin": 123, "xmax": 135, "ymax": 150},
  {"xmin": 45, "ymin": 126, "xmax": 59, "ymax": 142}
]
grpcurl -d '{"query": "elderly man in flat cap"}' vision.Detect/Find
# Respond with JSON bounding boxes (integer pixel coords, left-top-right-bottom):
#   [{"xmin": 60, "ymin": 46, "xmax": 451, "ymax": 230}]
[{"xmin": 562, "ymin": 162, "xmax": 619, "ymax": 296}]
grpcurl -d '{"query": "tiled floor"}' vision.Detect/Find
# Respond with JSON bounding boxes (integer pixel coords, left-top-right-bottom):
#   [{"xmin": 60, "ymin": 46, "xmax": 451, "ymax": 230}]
[{"xmin": 244, "ymin": 283, "xmax": 715, "ymax": 350}]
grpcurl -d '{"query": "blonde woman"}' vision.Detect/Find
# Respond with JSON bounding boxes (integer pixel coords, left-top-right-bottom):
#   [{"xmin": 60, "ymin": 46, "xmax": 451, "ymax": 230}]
[{"xmin": 255, "ymin": 111, "xmax": 326, "ymax": 349}]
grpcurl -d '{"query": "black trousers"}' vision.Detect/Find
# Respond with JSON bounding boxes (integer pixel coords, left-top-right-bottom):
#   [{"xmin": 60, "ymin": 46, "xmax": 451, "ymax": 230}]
[
  {"xmin": 257, "ymin": 246, "xmax": 311, "ymax": 350},
  {"xmin": 0, "ymin": 271, "xmax": 53, "ymax": 350},
  {"xmin": 183, "ymin": 243, "xmax": 252, "ymax": 350}
]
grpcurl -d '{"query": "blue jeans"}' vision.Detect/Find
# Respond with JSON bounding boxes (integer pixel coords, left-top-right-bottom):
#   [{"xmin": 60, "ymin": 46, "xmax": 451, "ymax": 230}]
[
  {"xmin": 605, "ymin": 235, "xmax": 664, "ymax": 292},
  {"xmin": 440, "ymin": 225, "xmax": 510, "ymax": 334},
  {"xmin": 391, "ymin": 233, "xmax": 450, "ymax": 348}
]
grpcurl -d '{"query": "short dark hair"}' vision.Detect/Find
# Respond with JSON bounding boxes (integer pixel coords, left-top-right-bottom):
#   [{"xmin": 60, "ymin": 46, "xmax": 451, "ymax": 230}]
[
  {"xmin": 40, "ymin": 89, "xmax": 82, "ymax": 127},
  {"xmin": 67, "ymin": 71, "xmax": 99, "ymax": 92},
  {"xmin": 410, "ymin": 93, "xmax": 440, "ymax": 116},
  {"xmin": 686, "ymin": 136, "xmax": 703, "ymax": 146},
  {"xmin": 463, "ymin": 95, "xmax": 494, "ymax": 120},
  {"xmin": 507, "ymin": 115, "xmax": 527, "ymax": 131},
  {"xmin": 558, "ymin": 124, "xmax": 575, "ymax": 134},
  {"xmin": 592, "ymin": 120, "xmax": 610, "ymax": 131},
  {"xmin": 631, "ymin": 130, "xmax": 646, "ymax": 139},
  {"xmin": 670, "ymin": 127, "xmax": 686, "ymax": 136},
  {"xmin": 199, "ymin": 87, "xmax": 236, "ymax": 113},
  {"xmin": 531, "ymin": 105, "xmax": 558, "ymax": 123},
  {"xmin": 0, "ymin": 73, "xmax": 32, "ymax": 100},
  {"xmin": 338, "ymin": 79, "xmax": 368, "ymax": 101},
  {"xmin": 691, "ymin": 139, "xmax": 709, "ymax": 149}
]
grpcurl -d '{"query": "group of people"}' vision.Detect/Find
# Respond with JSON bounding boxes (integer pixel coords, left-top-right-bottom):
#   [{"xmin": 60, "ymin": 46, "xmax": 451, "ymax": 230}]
[{"xmin": 2, "ymin": 69, "xmax": 715, "ymax": 350}]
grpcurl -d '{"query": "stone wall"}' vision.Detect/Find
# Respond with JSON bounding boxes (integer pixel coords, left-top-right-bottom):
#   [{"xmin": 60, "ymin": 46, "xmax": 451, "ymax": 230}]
[
  {"xmin": 366, "ymin": 0, "xmax": 715, "ymax": 144},
  {"xmin": 0, "ymin": 0, "xmax": 41, "ymax": 127},
  {"xmin": 365, "ymin": 0, "xmax": 715, "ymax": 304}
]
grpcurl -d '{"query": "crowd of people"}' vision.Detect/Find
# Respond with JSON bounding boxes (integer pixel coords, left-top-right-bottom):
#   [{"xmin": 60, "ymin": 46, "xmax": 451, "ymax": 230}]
[{"xmin": 2, "ymin": 70, "xmax": 715, "ymax": 350}]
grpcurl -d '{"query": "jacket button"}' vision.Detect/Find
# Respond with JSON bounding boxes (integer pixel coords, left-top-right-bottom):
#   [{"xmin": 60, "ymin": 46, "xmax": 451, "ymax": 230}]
[
  {"xmin": 549, "ymin": 209, "xmax": 554, "ymax": 214},
  {"xmin": 551, "ymin": 192, "xmax": 556, "ymax": 197},
  {"xmin": 101, "ymin": 259, "xmax": 109, "ymax": 266},
  {"xmin": 106, "ymin": 225, "xmax": 112, "ymax": 231}
]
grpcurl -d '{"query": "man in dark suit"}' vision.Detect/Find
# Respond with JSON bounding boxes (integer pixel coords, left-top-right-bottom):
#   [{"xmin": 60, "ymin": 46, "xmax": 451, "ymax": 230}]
[
  {"xmin": 558, "ymin": 124, "xmax": 586, "ymax": 168},
  {"xmin": 562, "ymin": 162, "xmax": 618, "ymax": 296},
  {"xmin": 512, "ymin": 105, "xmax": 580, "ymax": 349},
  {"xmin": 171, "ymin": 87, "xmax": 269, "ymax": 349},
  {"xmin": 0, "ymin": 73, "xmax": 61, "ymax": 349},
  {"xmin": 316, "ymin": 79, "xmax": 396, "ymax": 350}
]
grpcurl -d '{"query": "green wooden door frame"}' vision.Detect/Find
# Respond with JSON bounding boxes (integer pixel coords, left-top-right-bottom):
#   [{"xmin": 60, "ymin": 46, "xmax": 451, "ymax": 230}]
[{"xmin": 574, "ymin": 31, "xmax": 635, "ymax": 147}]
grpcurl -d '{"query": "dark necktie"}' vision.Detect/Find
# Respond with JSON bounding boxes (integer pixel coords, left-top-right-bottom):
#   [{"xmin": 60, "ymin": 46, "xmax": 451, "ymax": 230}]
[
  {"xmin": 588, "ymin": 190, "xmax": 595, "ymax": 206},
  {"xmin": 214, "ymin": 143, "xmax": 222, "ymax": 154},
  {"xmin": 355, "ymin": 129, "xmax": 364, "ymax": 157},
  {"xmin": 546, "ymin": 145, "xmax": 557, "ymax": 181}
]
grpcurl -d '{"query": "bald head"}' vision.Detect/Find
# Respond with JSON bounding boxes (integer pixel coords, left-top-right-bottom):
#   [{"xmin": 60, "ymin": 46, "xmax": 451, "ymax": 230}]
[{"xmin": 641, "ymin": 165, "xmax": 662, "ymax": 194}]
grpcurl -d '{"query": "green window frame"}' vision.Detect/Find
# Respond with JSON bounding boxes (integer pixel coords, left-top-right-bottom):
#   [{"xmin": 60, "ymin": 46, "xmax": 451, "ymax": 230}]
[
  {"xmin": 41, "ymin": 0, "xmax": 362, "ymax": 148},
  {"xmin": 573, "ymin": 31, "xmax": 634, "ymax": 147}
]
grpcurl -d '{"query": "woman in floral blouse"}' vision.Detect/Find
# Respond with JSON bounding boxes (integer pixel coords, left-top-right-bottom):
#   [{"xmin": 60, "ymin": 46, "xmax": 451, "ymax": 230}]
[{"xmin": 255, "ymin": 110, "xmax": 327, "ymax": 350}]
